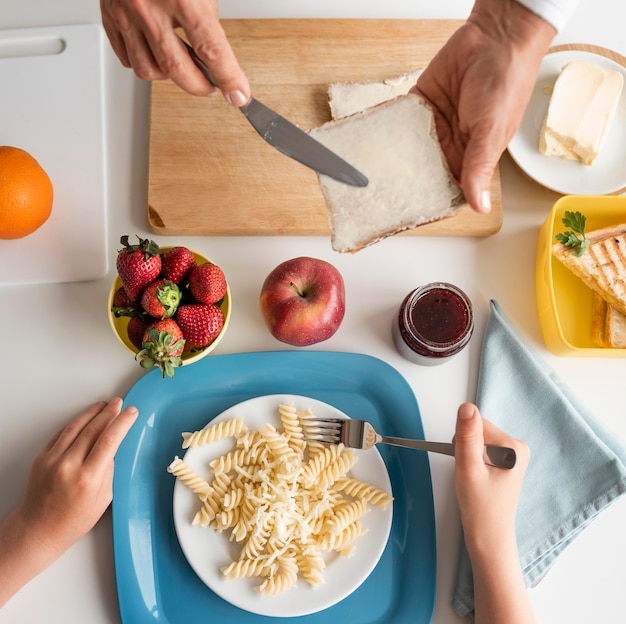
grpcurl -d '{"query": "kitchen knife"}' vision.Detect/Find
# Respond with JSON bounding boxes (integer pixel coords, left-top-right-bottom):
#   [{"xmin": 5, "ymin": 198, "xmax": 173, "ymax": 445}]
[{"xmin": 182, "ymin": 40, "xmax": 368, "ymax": 187}]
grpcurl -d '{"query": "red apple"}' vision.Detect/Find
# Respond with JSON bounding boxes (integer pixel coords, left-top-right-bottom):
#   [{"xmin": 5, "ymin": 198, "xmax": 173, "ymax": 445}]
[{"xmin": 259, "ymin": 257, "xmax": 346, "ymax": 346}]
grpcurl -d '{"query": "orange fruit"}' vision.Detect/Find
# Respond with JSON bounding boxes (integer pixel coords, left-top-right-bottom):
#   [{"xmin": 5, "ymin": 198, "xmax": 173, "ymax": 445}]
[{"xmin": 0, "ymin": 146, "xmax": 54, "ymax": 239}]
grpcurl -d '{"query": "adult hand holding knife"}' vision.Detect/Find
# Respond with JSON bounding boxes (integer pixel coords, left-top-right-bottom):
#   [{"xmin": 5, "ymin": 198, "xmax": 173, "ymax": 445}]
[
  {"xmin": 100, "ymin": 0, "xmax": 251, "ymax": 103},
  {"xmin": 100, "ymin": 0, "xmax": 367, "ymax": 186}
]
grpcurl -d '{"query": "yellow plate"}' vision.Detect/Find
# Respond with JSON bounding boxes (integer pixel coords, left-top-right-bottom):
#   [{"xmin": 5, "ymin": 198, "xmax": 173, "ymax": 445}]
[
  {"xmin": 108, "ymin": 247, "xmax": 231, "ymax": 366},
  {"xmin": 536, "ymin": 195, "xmax": 626, "ymax": 356}
]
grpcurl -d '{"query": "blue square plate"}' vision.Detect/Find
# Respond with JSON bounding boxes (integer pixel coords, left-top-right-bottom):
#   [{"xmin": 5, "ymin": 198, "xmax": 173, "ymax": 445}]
[{"xmin": 112, "ymin": 351, "xmax": 436, "ymax": 623}]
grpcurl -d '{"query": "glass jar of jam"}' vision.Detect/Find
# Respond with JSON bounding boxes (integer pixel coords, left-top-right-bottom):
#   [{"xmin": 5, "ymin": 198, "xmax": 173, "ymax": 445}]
[{"xmin": 392, "ymin": 282, "xmax": 474, "ymax": 365}]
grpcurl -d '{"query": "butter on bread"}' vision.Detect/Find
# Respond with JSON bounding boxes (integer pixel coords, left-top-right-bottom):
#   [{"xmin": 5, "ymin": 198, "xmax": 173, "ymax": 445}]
[
  {"xmin": 591, "ymin": 291, "xmax": 626, "ymax": 348},
  {"xmin": 539, "ymin": 60, "xmax": 623, "ymax": 165},
  {"xmin": 552, "ymin": 223, "xmax": 626, "ymax": 317},
  {"xmin": 308, "ymin": 94, "xmax": 464, "ymax": 253},
  {"xmin": 328, "ymin": 69, "xmax": 423, "ymax": 120}
]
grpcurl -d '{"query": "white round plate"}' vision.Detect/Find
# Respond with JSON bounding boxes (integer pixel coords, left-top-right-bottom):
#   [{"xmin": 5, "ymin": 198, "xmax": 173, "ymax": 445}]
[
  {"xmin": 172, "ymin": 394, "xmax": 393, "ymax": 618},
  {"xmin": 508, "ymin": 49, "xmax": 626, "ymax": 195}
]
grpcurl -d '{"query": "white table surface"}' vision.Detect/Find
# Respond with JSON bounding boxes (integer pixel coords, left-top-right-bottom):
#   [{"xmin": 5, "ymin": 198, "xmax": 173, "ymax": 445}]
[{"xmin": 1, "ymin": 1, "xmax": 625, "ymax": 622}]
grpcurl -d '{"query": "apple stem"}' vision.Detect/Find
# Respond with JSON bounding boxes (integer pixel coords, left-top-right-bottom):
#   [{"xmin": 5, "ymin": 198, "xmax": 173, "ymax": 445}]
[{"xmin": 290, "ymin": 281, "xmax": 306, "ymax": 298}]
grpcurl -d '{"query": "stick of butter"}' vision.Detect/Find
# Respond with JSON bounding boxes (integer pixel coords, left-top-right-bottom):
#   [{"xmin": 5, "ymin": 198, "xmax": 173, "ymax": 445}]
[{"xmin": 539, "ymin": 60, "xmax": 623, "ymax": 165}]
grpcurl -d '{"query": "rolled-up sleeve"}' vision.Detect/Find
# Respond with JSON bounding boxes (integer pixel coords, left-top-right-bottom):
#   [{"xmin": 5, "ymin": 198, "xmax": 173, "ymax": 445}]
[{"xmin": 515, "ymin": 0, "xmax": 582, "ymax": 31}]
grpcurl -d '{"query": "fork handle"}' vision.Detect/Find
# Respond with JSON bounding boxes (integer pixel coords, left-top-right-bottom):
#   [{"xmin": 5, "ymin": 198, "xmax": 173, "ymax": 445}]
[{"xmin": 377, "ymin": 435, "xmax": 516, "ymax": 469}]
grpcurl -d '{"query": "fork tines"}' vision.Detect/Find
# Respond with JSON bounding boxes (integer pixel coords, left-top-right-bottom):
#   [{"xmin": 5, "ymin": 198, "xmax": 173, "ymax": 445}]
[{"xmin": 300, "ymin": 417, "xmax": 344, "ymax": 445}]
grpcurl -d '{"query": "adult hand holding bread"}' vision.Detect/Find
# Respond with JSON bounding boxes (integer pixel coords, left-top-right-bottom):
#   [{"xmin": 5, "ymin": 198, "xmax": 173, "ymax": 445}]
[
  {"xmin": 100, "ymin": 0, "xmax": 250, "ymax": 105},
  {"xmin": 415, "ymin": 0, "xmax": 557, "ymax": 213}
]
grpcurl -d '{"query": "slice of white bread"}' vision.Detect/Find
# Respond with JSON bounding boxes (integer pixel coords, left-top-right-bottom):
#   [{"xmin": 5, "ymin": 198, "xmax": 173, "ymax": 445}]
[
  {"xmin": 591, "ymin": 291, "xmax": 626, "ymax": 348},
  {"xmin": 308, "ymin": 94, "xmax": 464, "ymax": 253},
  {"xmin": 552, "ymin": 223, "xmax": 626, "ymax": 316},
  {"xmin": 328, "ymin": 69, "xmax": 423, "ymax": 120}
]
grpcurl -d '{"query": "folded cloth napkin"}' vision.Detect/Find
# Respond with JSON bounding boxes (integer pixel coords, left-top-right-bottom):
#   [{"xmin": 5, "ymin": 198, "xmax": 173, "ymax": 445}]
[{"xmin": 452, "ymin": 300, "xmax": 626, "ymax": 619}]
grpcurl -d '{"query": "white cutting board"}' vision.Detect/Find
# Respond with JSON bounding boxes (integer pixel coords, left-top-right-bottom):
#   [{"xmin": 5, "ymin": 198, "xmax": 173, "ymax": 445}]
[{"xmin": 0, "ymin": 24, "xmax": 107, "ymax": 286}]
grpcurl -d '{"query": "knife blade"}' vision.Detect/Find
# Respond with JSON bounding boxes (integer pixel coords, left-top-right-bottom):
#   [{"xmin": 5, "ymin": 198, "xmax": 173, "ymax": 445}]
[{"xmin": 182, "ymin": 40, "xmax": 368, "ymax": 187}]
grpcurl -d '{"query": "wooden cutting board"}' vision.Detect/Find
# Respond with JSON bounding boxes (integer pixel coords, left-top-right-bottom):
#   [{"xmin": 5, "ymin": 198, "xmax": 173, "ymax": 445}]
[{"xmin": 148, "ymin": 19, "xmax": 502, "ymax": 238}]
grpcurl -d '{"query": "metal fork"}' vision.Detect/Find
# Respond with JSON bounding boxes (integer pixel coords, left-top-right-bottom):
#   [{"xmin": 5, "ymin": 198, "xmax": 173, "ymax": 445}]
[{"xmin": 301, "ymin": 417, "xmax": 517, "ymax": 469}]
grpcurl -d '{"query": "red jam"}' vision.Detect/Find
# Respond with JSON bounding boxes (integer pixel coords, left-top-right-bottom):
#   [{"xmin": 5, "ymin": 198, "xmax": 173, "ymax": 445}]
[{"xmin": 393, "ymin": 282, "xmax": 474, "ymax": 365}]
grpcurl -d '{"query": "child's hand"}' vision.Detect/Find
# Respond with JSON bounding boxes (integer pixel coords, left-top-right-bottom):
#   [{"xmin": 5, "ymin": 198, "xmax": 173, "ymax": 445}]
[
  {"xmin": 16, "ymin": 397, "xmax": 138, "ymax": 560},
  {"xmin": 454, "ymin": 402, "xmax": 530, "ymax": 556}
]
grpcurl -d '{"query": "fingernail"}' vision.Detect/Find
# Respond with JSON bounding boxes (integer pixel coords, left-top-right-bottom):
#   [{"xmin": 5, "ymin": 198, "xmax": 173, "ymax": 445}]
[
  {"xmin": 227, "ymin": 90, "xmax": 249, "ymax": 107},
  {"xmin": 481, "ymin": 189, "xmax": 492, "ymax": 212},
  {"xmin": 459, "ymin": 403, "xmax": 475, "ymax": 420}
]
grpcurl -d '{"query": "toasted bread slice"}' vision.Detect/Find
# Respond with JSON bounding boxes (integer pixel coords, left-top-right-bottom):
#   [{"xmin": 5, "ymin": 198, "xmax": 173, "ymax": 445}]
[
  {"xmin": 308, "ymin": 94, "xmax": 464, "ymax": 253},
  {"xmin": 328, "ymin": 69, "xmax": 423, "ymax": 120},
  {"xmin": 605, "ymin": 299, "xmax": 626, "ymax": 347},
  {"xmin": 552, "ymin": 223, "xmax": 626, "ymax": 316},
  {"xmin": 591, "ymin": 290, "xmax": 626, "ymax": 348},
  {"xmin": 591, "ymin": 291, "xmax": 607, "ymax": 346}
]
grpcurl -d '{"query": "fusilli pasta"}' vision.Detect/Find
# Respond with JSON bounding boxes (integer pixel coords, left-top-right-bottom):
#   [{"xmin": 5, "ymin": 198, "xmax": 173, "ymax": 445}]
[{"xmin": 168, "ymin": 402, "xmax": 393, "ymax": 596}]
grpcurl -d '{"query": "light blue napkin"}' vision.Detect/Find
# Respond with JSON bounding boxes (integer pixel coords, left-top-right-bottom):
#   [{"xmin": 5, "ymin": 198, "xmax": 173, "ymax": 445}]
[{"xmin": 452, "ymin": 300, "xmax": 626, "ymax": 619}]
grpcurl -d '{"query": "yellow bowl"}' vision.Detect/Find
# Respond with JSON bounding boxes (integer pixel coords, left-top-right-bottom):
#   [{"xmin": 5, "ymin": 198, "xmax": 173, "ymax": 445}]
[
  {"xmin": 536, "ymin": 195, "xmax": 626, "ymax": 357},
  {"xmin": 107, "ymin": 247, "xmax": 231, "ymax": 366}
]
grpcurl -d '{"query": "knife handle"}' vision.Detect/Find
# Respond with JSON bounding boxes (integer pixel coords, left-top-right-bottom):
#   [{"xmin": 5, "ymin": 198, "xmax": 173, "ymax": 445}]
[{"xmin": 180, "ymin": 38, "xmax": 218, "ymax": 88}]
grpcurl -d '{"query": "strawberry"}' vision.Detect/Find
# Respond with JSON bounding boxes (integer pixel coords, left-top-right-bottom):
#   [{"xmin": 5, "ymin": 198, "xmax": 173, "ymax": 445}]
[
  {"xmin": 127, "ymin": 315, "xmax": 149, "ymax": 350},
  {"xmin": 136, "ymin": 318, "xmax": 186, "ymax": 378},
  {"xmin": 112, "ymin": 285, "xmax": 131, "ymax": 307},
  {"xmin": 176, "ymin": 303, "xmax": 224, "ymax": 348},
  {"xmin": 160, "ymin": 246, "xmax": 196, "ymax": 284},
  {"xmin": 140, "ymin": 279, "xmax": 181, "ymax": 319},
  {"xmin": 111, "ymin": 286, "xmax": 136, "ymax": 318},
  {"xmin": 189, "ymin": 263, "xmax": 227, "ymax": 305},
  {"xmin": 116, "ymin": 235, "xmax": 161, "ymax": 302}
]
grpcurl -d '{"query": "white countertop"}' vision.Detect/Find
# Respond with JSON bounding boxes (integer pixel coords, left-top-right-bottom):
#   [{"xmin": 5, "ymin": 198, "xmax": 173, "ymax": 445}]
[{"xmin": 1, "ymin": 1, "xmax": 625, "ymax": 622}]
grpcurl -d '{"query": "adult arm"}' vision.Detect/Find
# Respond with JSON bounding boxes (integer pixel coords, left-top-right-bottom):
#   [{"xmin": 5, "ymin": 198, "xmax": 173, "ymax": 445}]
[
  {"xmin": 454, "ymin": 402, "xmax": 534, "ymax": 624},
  {"xmin": 0, "ymin": 397, "xmax": 138, "ymax": 607},
  {"xmin": 100, "ymin": 0, "xmax": 250, "ymax": 105}
]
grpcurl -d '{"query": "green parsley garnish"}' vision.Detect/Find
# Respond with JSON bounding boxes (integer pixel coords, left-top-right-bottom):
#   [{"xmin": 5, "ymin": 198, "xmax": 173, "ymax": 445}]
[{"xmin": 555, "ymin": 210, "xmax": 589, "ymax": 256}]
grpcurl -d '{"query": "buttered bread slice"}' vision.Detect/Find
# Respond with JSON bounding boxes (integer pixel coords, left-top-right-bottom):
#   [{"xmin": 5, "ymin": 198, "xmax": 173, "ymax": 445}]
[
  {"xmin": 553, "ymin": 223, "xmax": 626, "ymax": 316},
  {"xmin": 308, "ymin": 94, "xmax": 464, "ymax": 253},
  {"xmin": 539, "ymin": 60, "xmax": 623, "ymax": 165}
]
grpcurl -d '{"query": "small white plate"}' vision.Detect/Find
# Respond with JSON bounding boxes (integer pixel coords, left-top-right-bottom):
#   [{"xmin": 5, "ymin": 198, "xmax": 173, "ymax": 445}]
[
  {"xmin": 172, "ymin": 394, "xmax": 393, "ymax": 618},
  {"xmin": 508, "ymin": 49, "xmax": 626, "ymax": 195}
]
